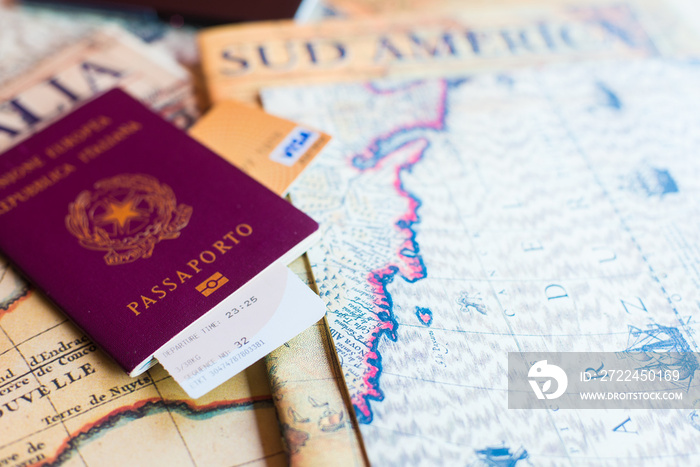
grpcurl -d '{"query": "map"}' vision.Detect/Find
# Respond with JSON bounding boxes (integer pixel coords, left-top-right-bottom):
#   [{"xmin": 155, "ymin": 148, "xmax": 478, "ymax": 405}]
[
  {"xmin": 0, "ymin": 1, "xmax": 198, "ymax": 82},
  {"xmin": 266, "ymin": 256, "xmax": 366, "ymax": 466},
  {"xmin": 263, "ymin": 59, "xmax": 700, "ymax": 465},
  {"xmin": 0, "ymin": 277, "xmax": 287, "ymax": 466}
]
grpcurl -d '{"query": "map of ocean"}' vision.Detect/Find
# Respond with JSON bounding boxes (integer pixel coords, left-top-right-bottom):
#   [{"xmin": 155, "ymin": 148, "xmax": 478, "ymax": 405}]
[{"xmin": 263, "ymin": 59, "xmax": 700, "ymax": 465}]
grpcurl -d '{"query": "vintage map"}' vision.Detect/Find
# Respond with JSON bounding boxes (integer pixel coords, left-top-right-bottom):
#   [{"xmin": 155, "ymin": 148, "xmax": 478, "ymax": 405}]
[
  {"xmin": 0, "ymin": 283, "xmax": 286, "ymax": 466},
  {"xmin": 0, "ymin": 0, "xmax": 199, "ymax": 78},
  {"xmin": 262, "ymin": 59, "xmax": 700, "ymax": 464},
  {"xmin": 199, "ymin": 0, "xmax": 699, "ymax": 104},
  {"xmin": 266, "ymin": 256, "xmax": 366, "ymax": 466},
  {"xmin": 315, "ymin": 0, "xmax": 700, "ymax": 20}
]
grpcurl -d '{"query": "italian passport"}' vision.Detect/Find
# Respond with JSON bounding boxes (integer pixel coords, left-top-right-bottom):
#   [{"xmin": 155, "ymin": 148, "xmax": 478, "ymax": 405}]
[{"xmin": 0, "ymin": 88, "xmax": 321, "ymax": 381}]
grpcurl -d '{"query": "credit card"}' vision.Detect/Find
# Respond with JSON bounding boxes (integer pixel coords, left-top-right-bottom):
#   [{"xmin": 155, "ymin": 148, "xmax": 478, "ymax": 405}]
[{"xmin": 189, "ymin": 100, "xmax": 330, "ymax": 196}]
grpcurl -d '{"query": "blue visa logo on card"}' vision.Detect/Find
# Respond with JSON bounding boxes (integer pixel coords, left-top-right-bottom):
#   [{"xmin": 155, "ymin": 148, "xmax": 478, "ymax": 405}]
[{"xmin": 269, "ymin": 126, "xmax": 321, "ymax": 167}]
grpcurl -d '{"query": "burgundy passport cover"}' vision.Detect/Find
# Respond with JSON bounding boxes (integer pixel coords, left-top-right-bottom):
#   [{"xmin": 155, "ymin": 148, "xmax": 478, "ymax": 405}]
[{"xmin": 0, "ymin": 88, "xmax": 318, "ymax": 374}]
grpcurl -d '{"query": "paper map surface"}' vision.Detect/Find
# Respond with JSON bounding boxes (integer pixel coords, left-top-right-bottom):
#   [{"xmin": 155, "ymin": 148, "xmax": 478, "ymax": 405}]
[
  {"xmin": 0, "ymin": 28, "xmax": 199, "ymax": 152},
  {"xmin": 199, "ymin": 0, "xmax": 699, "ymax": 104},
  {"xmin": 0, "ymin": 283, "xmax": 286, "ymax": 466},
  {"xmin": 266, "ymin": 255, "xmax": 366, "ymax": 466},
  {"xmin": 263, "ymin": 59, "xmax": 700, "ymax": 465}
]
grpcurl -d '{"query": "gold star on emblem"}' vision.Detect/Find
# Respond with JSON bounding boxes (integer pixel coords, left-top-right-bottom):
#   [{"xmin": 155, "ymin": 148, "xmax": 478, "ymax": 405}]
[{"xmin": 99, "ymin": 198, "xmax": 144, "ymax": 231}]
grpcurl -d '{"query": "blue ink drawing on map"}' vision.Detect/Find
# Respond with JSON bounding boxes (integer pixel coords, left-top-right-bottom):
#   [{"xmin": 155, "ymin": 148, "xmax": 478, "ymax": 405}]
[
  {"xmin": 624, "ymin": 325, "xmax": 699, "ymax": 391},
  {"xmin": 457, "ymin": 291, "xmax": 487, "ymax": 315},
  {"xmin": 628, "ymin": 165, "xmax": 679, "ymax": 197},
  {"xmin": 475, "ymin": 445, "xmax": 529, "ymax": 467},
  {"xmin": 597, "ymin": 82, "xmax": 623, "ymax": 110},
  {"xmin": 415, "ymin": 307, "xmax": 433, "ymax": 326}
]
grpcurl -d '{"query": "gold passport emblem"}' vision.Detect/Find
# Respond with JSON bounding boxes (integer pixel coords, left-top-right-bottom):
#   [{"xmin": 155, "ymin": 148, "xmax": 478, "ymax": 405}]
[
  {"xmin": 66, "ymin": 174, "xmax": 192, "ymax": 265},
  {"xmin": 196, "ymin": 272, "xmax": 229, "ymax": 297}
]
